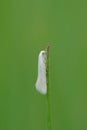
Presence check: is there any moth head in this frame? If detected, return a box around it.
[39,51,46,63]
[40,50,46,56]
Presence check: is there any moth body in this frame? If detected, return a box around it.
[35,50,47,94]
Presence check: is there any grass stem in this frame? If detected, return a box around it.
[46,45,52,130]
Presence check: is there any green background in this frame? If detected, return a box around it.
[0,0,87,130]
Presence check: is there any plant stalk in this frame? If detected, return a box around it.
[46,45,52,130]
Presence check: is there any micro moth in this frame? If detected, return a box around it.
[35,50,47,94]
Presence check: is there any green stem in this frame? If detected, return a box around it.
[46,45,52,130]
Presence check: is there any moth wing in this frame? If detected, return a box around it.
[35,51,47,94]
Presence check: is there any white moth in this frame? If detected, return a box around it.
[35,50,47,95]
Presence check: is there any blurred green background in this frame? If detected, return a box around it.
[0,0,87,130]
